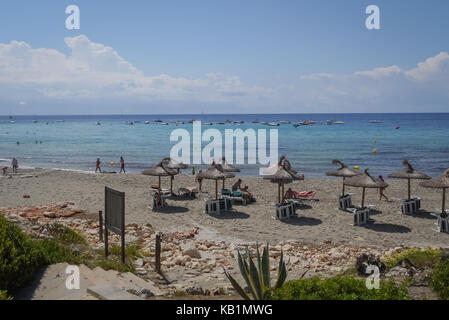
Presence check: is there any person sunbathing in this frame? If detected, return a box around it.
[232,179,242,192]
[285,188,316,200]
[242,186,255,202]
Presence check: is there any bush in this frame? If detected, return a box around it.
[0,215,76,295]
[432,260,449,300]
[272,276,411,300]
[383,248,442,270]
[0,290,12,300]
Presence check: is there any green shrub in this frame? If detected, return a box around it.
[0,290,12,300]
[383,248,442,270]
[0,215,78,295]
[272,276,411,300]
[432,260,449,300]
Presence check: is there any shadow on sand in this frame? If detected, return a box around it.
[152,206,189,214]
[364,223,411,233]
[411,210,439,220]
[208,211,250,220]
[282,216,322,226]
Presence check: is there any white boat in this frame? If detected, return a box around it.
[10,120,15,124]
[369,120,382,123]
[267,122,279,126]
[279,121,291,124]
[333,121,344,125]
[204,122,213,125]
[144,121,150,124]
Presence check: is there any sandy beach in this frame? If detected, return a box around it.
[1,168,448,249]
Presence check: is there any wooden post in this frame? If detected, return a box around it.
[170,176,173,195]
[121,196,125,264]
[342,177,345,197]
[408,178,411,201]
[223,179,225,190]
[99,210,103,242]
[278,183,280,203]
[155,233,162,274]
[443,188,446,213]
[361,187,366,208]
[104,225,109,258]
[158,176,161,189]
[215,180,218,200]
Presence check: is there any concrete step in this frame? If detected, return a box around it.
[87,285,144,300]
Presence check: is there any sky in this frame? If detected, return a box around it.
[0,0,449,115]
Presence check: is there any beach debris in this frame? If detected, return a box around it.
[23,194,30,198]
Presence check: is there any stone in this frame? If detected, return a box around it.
[183,248,201,259]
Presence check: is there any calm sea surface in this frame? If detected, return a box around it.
[1,113,448,177]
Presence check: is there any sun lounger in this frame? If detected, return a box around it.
[205,197,233,214]
[401,197,421,215]
[150,185,171,196]
[152,193,168,210]
[222,190,247,205]
[178,187,199,198]
[346,207,374,226]
[275,202,296,221]
[339,194,353,211]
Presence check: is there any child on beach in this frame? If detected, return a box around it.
[95,158,101,173]
[11,158,18,173]
[120,156,125,173]
[378,175,389,201]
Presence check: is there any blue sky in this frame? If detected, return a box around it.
[0,0,449,114]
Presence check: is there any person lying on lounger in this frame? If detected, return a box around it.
[284,188,316,200]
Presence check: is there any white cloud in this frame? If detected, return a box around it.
[0,35,448,113]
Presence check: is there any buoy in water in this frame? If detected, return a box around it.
[373,149,377,153]
[110,162,115,166]
[354,166,359,170]
[374,139,377,143]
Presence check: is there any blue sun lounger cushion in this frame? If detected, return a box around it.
[221,189,232,196]
[232,191,243,197]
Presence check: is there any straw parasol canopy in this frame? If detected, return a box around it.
[420,168,449,213]
[216,157,240,189]
[344,168,387,208]
[263,156,304,203]
[142,161,177,191]
[388,159,431,200]
[161,157,188,170]
[326,160,359,196]
[198,165,235,199]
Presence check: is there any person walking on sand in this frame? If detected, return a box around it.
[95,158,101,173]
[378,175,389,201]
[195,169,203,192]
[120,156,126,173]
[11,157,18,173]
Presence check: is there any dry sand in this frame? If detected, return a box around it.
[1,168,448,248]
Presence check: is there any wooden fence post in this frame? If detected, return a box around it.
[155,233,162,274]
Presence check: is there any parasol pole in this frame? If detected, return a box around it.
[223,179,225,190]
[158,176,161,189]
[361,187,366,208]
[408,177,411,201]
[170,176,173,194]
[215,180,218,200]
[443,187,446,213]
[278,182,281,204]
[282,182,285,203]
[342,177,345,197]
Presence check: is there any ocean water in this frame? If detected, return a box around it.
[0,113,448,178]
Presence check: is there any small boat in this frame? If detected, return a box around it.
[204,122,213,125]
[144,121,150,124]
[279,121,291,124]
[154,119,163,122]
[125,121,134,125]
[233,121,244,124]
[369,120,382,123]
[160,122,169,125]
[326,120,334,125]
[267,122,279,126]
[293,124,300,128]
[217,122,225,125]
[32,120,38,123]
[96,122,101,125]
[333,121,344,125]
[225,120,232,123]
[252,120,259,123]
[10,120,15,124]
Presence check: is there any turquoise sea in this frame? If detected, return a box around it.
[1,113,448,177]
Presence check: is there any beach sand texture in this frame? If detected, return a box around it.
[1,168,448,248]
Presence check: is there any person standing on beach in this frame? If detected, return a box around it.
[378,175,389,201]
[11,157,18,173]
[195,169,203,192]
[95,158,101,173]
[120,156,126,173]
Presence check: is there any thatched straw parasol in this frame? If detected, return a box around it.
[326,160,359,196]
[198,165,235,199]
[263,156,304,203]
[388,159,431,201]
[142,161,177,191]
[161,157,188,170]
[216,157,240,189]
[420,168,449,213]
[344,168,387,208]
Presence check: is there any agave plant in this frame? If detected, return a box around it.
[224,243,287,300]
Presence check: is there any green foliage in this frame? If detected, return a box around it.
[272,276,411,300]
[383,248,442,270]
[173,289,187,297]
[225,244,287,300]
[432,260,449,300]
[0,290,12,300]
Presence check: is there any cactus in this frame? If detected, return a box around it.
[224,243,287,300]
